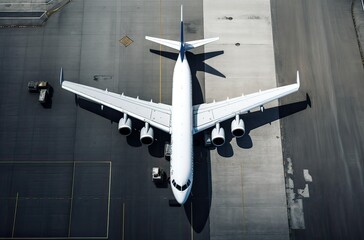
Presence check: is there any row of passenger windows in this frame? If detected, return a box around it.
[172,179,191,191]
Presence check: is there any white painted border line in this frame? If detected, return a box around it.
[0,161,111,240]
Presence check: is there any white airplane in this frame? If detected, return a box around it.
[60,5,300,205]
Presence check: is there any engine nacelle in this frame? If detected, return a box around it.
[231,115,245,138]
[140,123,154,145]
[211,123,225,146]
[118,115,132,136]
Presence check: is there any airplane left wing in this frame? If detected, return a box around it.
[193,71,300,133]
[60,69,172,133]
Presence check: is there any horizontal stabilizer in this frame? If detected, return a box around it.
[185,37,219,51]
[145,36,180,51]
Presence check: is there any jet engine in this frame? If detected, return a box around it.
[118,114,132,136]
[231,115,245,138]
[140,122,154,145]
[211,123,225,146]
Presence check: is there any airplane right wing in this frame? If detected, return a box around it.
[193,71,300,133]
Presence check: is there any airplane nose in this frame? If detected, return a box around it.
[175,191,188,205]
[171,179,192,205]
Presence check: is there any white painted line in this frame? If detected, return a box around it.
[106,162,112,238]
[0,0,60,5]
[0,238,107,240]
[0,161,112,240]
[298,184,310,198]
[122,203,125,240]
[12,192,19,238]
[0,161,110,164]
[303,169,312,182]
[68,161,76,237]
[190,202,194,240]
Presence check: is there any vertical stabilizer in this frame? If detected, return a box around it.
[180,5,184,44]
[145,5,219,58]
[179,5,185,60]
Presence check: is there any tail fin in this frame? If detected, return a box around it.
[145,5,219,56]
[180,5,184,46]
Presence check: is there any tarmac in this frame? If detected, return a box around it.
[0,0,70,26]
[272,0,364,239]
[0,1,207,239]
[5,0,363,239]
[203,0,290,239]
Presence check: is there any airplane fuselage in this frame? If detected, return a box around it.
[170,52,193,204]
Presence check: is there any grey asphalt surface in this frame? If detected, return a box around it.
[0,162,110,238]
[0,0,210,239]
[271,0,364,239]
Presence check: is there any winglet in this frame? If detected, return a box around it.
[60,68,64,86]
[296,70,300,88]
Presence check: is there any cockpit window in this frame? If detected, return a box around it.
[172,179,191,192]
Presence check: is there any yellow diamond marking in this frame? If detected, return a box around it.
[119,36,133,47]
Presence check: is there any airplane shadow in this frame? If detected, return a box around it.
[183,139,211,233]
[215,94,311,157]
[149,49,225,105]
